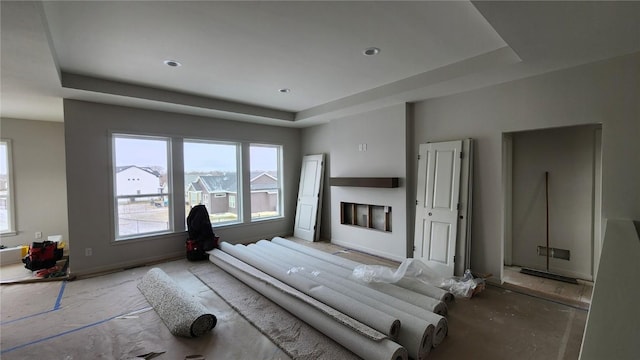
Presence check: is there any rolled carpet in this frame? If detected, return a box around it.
[138,268,217,337]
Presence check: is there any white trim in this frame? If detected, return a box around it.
[183,138,243,225]
[0,139,16,235]
[249,143,284,221]
[331,238,405,263]
[592,127,603,280]
[111,133,173,241]
[502,133,513,271]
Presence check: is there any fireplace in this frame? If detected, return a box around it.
[340,202,391,232]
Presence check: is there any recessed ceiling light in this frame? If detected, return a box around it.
[278,88,291,93]
[363,47,381,56]
[163,60,182,67]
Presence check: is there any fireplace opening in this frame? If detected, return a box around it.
[340,202,391,232]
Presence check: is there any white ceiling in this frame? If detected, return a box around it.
[2,1,639,127]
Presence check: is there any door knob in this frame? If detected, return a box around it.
[428,212,432,216]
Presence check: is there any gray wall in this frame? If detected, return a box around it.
[0,118,69,248]
[511,125,599,280]
[64,100,301,275]
[413,51,640,282]
[329,104,409,261]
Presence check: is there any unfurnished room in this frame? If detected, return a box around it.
[1,1,639,359]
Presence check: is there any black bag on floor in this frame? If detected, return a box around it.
[186,205,219,261]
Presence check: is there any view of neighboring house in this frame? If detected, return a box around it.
[249,171,279,214]
[115,165,163,196]
[186,171,278,216]
[186,174,238,215]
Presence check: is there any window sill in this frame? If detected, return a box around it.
[250,215,285,224]
[113,231,183,244]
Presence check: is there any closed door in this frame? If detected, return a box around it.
[414,141,462,277]
[294,154,325,241]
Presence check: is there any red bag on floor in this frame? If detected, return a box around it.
[22,241,63,271]
[186,237,218,261]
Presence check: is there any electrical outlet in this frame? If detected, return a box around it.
[85,248,93,257]
[35,232,42,239]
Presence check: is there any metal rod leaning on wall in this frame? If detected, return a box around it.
[220,242,431,360]
[250,241,448,349]
[261,240,448,316]
[210,250,408,360]
[217,242,401,340]
[271,237,453,303]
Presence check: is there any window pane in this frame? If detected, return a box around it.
[0,141,13,233]
[250,144,282,220]
[113,135,171,239]
[184,141,240,226]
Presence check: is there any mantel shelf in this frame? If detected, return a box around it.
[329,177,399,188]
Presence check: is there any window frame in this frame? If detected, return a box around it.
[183,138,243,227]
[111,133,174,241]
[249,143,284,222]
[0,139,17,236]
[108,134,287,241]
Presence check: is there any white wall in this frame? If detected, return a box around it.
[329,104,409,261]
[413,51,640,282]
[0,118,69,249]
[511,125,599,280]
[580,219,640,360]
[116,167,160,195]
[64,100,301,275]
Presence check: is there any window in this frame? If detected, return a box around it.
[0,140,15,235]
[228,195,236,209]
[250,144,282,221]
[113,134,172,239]
[184,140,241,226]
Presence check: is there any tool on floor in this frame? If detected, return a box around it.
[520,171,578,284]
[137,351,165,359]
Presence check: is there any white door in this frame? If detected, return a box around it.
[294,154,325,241]
[414,141,462,277]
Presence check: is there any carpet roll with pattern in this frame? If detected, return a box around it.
[138,268,216,337]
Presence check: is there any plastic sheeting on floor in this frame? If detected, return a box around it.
[0,260,290,360]
[1,247,589,359]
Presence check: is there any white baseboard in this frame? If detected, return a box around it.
[329,238,404,263]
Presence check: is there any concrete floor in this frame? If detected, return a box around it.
[1,239,588,359]
[502,266,593,310]
[285,238,588,359]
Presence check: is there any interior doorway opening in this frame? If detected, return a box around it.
[502,124,602,308]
